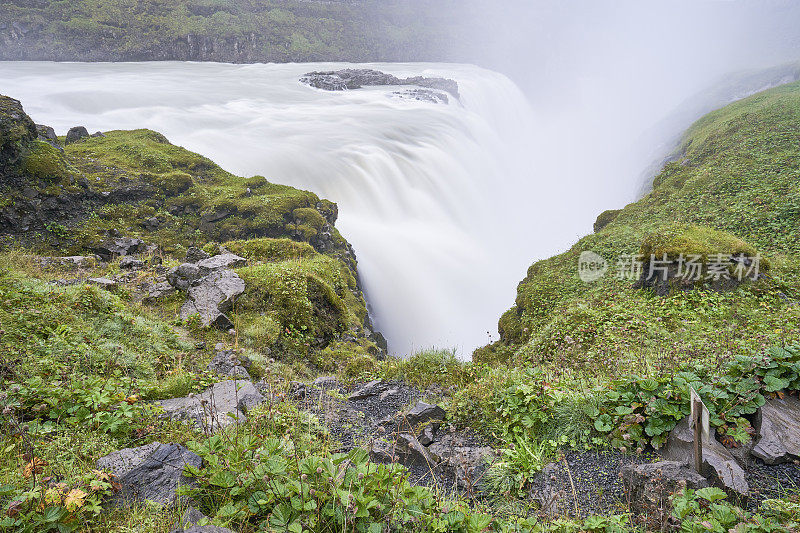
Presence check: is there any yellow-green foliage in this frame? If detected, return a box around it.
[20,140,71,182]
[484,81,800,370]
[62,129,328,248]
[640,223,762,264]
[225,237,316,262]
[234,254,364,352]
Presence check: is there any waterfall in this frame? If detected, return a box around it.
[0,61,576,356]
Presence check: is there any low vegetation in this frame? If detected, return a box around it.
[2,80,800,531]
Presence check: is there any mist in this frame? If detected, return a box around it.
[432,0,800,255]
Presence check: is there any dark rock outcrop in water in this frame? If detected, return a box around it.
[300,69,459,100]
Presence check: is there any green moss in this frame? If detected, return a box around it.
[19,140,72,182]
[225,237,316,262]
[287,207,327,239]
[593,209,621,233]
[639,223,765,266]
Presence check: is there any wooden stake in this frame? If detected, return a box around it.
[693,398,703,474]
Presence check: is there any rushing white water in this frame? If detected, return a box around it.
[2,61,581,356]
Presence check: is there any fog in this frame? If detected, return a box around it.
[442,0,800,219]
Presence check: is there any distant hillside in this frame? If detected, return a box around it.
[0,0,464,63]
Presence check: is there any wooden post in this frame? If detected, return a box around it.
[692,398,703,474]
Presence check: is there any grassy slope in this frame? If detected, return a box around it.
[477,81,800,376]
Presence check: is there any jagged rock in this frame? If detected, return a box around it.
[184,526,235,533]
[158,379,264,431]
[300,69,460,99]
[141,216,160,230]
[348,379,388,401]
[752,396,800,465]
[531,463,571,517]
[65,126,89,145]
[379,388,400,401]
[167,263,202,290]
[208,350,250,378]
[312,376,339,389]
[418,425,436,446]
[91,131,106,138]
[370,440,398,464]
[404,401,446,428]
[396,433,433,465]
[621,461,709,517]
[88,277,117,290]
[661,416,748,496]
[391,88,449,104]
[144,280,175,301]
[35,124,61,150]
[0,95,36,166]
[95,237,145,260]
[180,269,245,329]
[428,433,493,489]
[37,255,95,270]
[185,246,211,263]
[97,442,201,508]
[119,256,145,270]
[196,253,247,275]
[289,381,307,400]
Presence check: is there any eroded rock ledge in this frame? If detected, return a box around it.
[300,68,460,102]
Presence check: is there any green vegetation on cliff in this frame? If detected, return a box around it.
[0,0,462,63]
[478,80,800,374]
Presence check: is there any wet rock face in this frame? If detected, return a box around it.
[180,269,246,329]
[752,396,800,464]
[158,379,265,432]
[0,95,36,167]
[300,68,460,100]
[621,461,709,518]
[97,442,202,508]
[660,416,749,496]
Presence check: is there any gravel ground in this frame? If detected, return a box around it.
[746,459,800,507]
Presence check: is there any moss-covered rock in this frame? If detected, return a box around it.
[20,140,73,182]
[0,95,36,166]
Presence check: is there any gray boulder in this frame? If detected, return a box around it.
[167,263,202,291]
[185,246,211,263]
[95,237,145,260]
[752,396,800,464]
[196,253,247,275]
[427,433,493,489]
[661,416,748,496]
[144,280,175,301]
[404,401,446,428]
[65,126,89,145]
[180,270,245,329]
[348,379,388,401]
[158,379,264,432]
[395,433,434,465]
[531,463,571,517]
[36,124,62,150]
[621,461,708,517]
[97,442,201,507]
[88,277,117,290]
[312,376,339,389]
[208,350,250,378]
[119,256,145,270]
